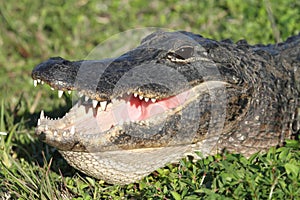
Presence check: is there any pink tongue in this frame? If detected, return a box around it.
[128,91,189,120]
[96,91,189,131]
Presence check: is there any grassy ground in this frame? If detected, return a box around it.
[0,0,299,199]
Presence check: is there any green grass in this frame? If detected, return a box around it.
[0,0,299,199]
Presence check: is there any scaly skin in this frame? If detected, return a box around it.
[32,31,300,184]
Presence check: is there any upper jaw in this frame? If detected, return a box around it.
[31,57,176,102]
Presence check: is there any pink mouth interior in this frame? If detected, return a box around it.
[95,91,190,132]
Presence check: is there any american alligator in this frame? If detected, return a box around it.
[32,31,300,184]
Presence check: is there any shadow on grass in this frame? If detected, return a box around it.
[10,94,87,180]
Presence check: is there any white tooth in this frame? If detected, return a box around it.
[41,81,44,85]
[133,93,138,97]
[45,125,48,131]
[67,90,71,94]
[54,131,58,136]
[151,98,156,103]
[37,79,41,83]
[51,87,55,91]
[58,90,64,98]
[37,119,41,126]
[127,91,130,95]
[70,126,75,135]
[33,80,38,87]
[100,101,107,111]
[40,110,45,119]
[139,95,143,100]
[63,131,66,136]
[85,96,89,101]
[106,102,112,109]
[111,98,117,104]
[144,97,149,102]
[92,100,98,108]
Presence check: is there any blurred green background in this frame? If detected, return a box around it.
[0,0,299,199]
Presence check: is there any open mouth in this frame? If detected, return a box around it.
[34,78,190,139]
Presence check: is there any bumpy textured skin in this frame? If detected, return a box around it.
[32,31,300,184]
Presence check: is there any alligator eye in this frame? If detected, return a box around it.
[173,46,194,59]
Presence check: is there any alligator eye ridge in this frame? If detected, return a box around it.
[173,46,194,59]
[166,46,195,62]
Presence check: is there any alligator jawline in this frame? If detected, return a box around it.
[35,83,191,137]
[35,80,227,146]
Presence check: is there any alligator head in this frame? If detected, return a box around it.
[32,31,300,184]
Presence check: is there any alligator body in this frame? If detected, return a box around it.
[32,31,300,184]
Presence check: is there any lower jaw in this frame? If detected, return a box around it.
[60,144,195,184]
